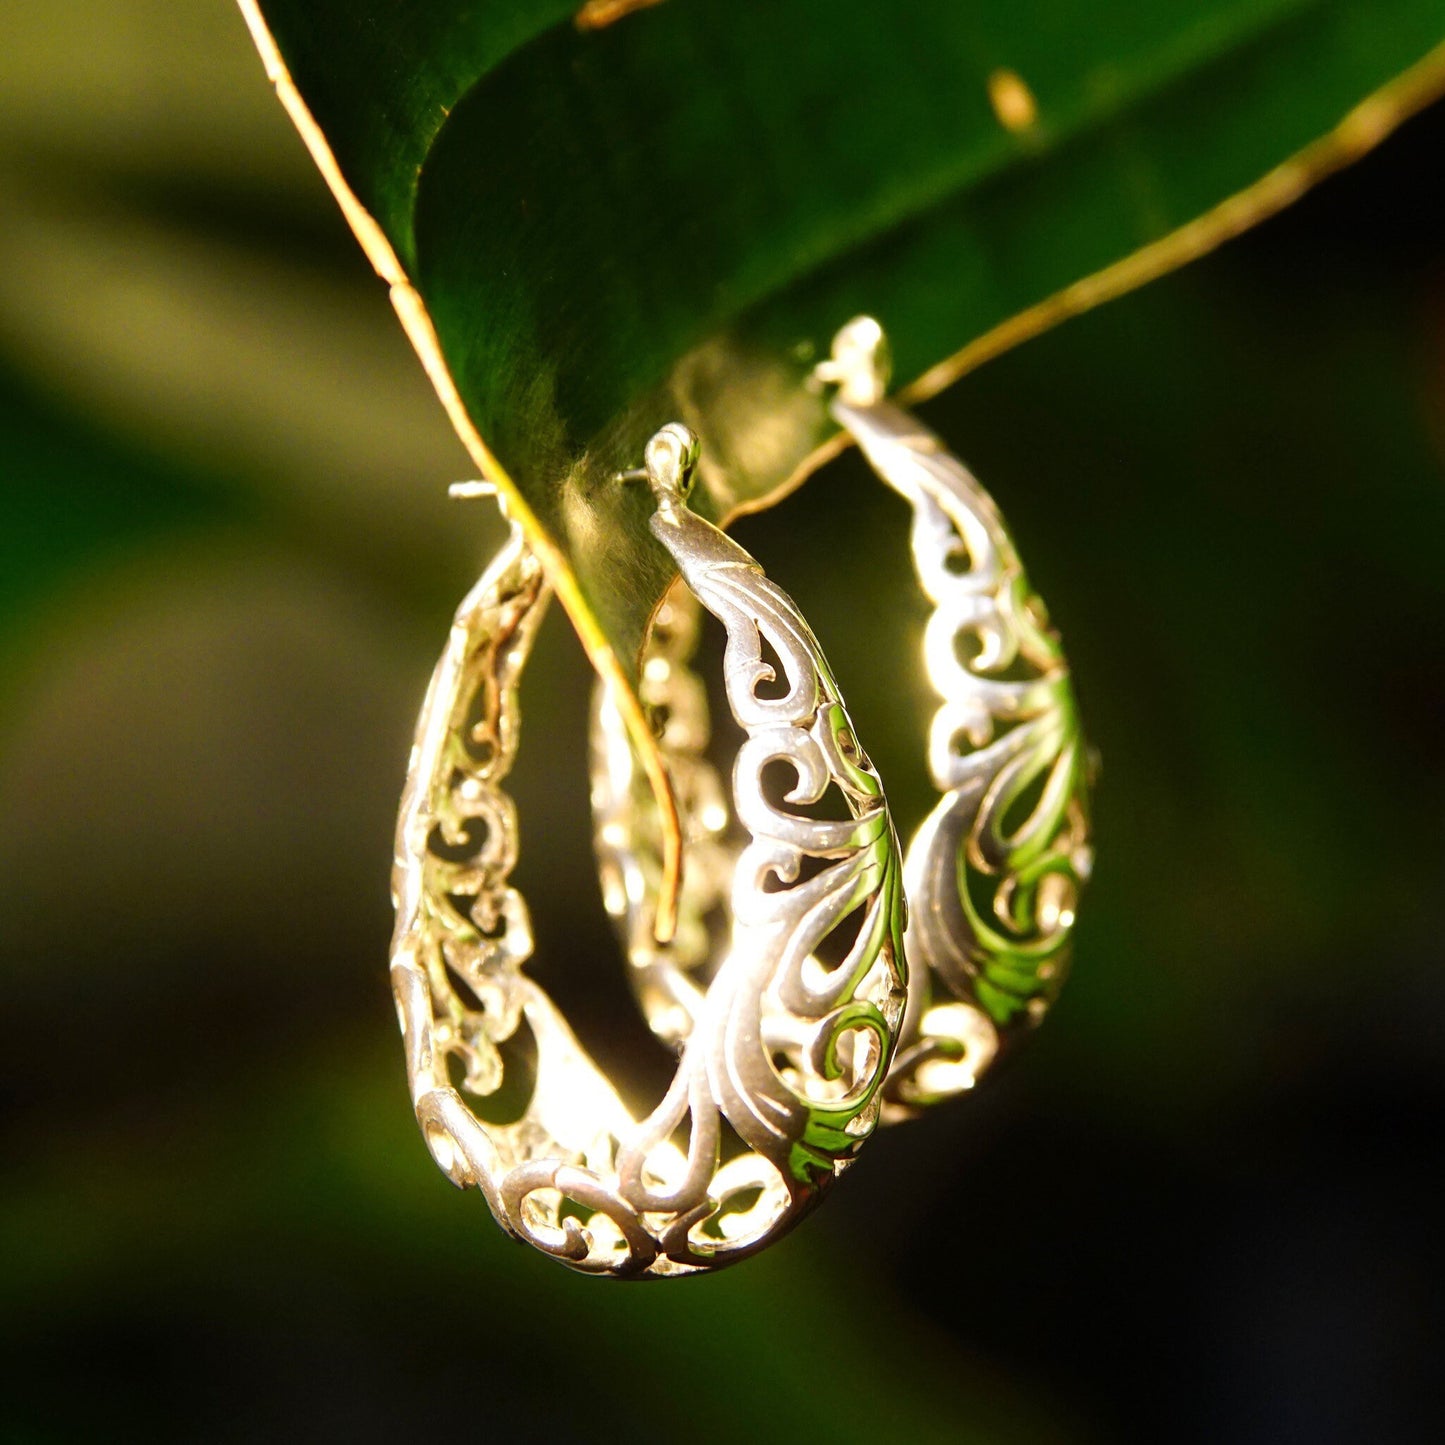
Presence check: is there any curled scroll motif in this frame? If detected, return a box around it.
[391,498,906,1277]
[621,489,907,1241]
[831,393,1093,1110]
[390,526,650,1274]
[590,584,734,1050]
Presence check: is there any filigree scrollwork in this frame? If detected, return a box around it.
[821,316,1094,1111]
[390,428,907,1278]
[591,583,733,1050]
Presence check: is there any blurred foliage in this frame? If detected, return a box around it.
[2,3,1444,1443]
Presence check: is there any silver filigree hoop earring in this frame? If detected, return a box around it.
[390,423,907,1278]
[590,322,1093,1120]
[817,316,1094,1109]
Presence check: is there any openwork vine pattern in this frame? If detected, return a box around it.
[591,584,733,1051]
[828,324,1093,1109]
[391,435,906,1277]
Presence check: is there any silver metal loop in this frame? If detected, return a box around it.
[822,316,1093,1111]
[390,425,907,1278]
[590,319,1093,1117]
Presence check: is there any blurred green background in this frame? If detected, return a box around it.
[2,5,1443,1442]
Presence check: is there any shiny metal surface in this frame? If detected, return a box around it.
[389,427,907,1277]
[822,317,1093,1107]
[591,581,732,1051]
[591,323,1093,1115]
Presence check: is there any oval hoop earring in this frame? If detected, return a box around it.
[591,320,1093,1116]
[817,317,1094,1108]
[390,423,907,1278]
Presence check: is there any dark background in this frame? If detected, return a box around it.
[1,7,1442,1442]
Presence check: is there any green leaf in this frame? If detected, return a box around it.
[241,0,1445,679]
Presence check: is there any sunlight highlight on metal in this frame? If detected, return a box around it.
[391,424,907,1276]
[592,323,1094,1111]
[822,317,1093,1108]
